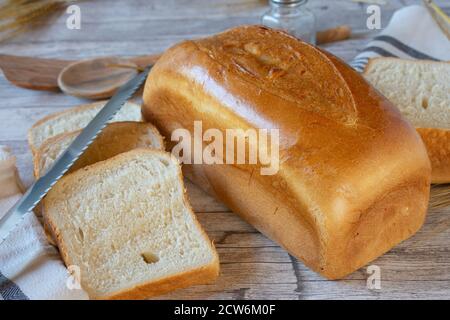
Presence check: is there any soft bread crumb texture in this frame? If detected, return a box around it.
[35,121,165,177]
[43,149,218,299]
[28,101,142,152]
[364,58,450,183]
[364,58,450,129]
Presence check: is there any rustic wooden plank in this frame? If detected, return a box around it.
[0,0,406,27]
[0,0,410,50]
[0,0,443,55]
[161,279,450,300]
[209,231,277,248]
[185,182,230,213]
[158,262,298,300]
[217,247,290,264]
[0,87,87,109]
[196,212,255,232]
[300,280,450,300]
[158,282,300,300]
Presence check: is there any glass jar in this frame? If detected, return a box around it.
[261,0,316,44]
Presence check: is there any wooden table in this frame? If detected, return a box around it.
[0,0,449,300]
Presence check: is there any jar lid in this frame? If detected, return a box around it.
[270,0,307,5]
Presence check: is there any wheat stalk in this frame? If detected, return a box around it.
[0,0,76,42]
[430,184,450,209]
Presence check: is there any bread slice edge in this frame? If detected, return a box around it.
[33,121,165,178]
[27,100,141,154]
[42,148,219,299]
[364,57,450,183]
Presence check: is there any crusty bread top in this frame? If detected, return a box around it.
[193,27,358,126]
[28,100,142,153]
[35,121,165,177]
[363,57,450,129]
[43,149,219,299]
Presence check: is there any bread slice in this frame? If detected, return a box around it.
[364,58,450,183]
[28,101,142,154]
[34,122,165,177]
[43,149,219,299]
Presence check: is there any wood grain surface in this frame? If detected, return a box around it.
[0,0,449,300]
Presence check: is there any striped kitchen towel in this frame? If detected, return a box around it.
[0,146,88,300]
[351,5,450,72]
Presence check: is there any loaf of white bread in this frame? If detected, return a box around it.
[142,25,432,279]
[363,58,450,184]
[43,149,219,299]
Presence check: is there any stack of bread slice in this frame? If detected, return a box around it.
[28,101,219,299]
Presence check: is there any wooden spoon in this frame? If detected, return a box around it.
[58,57,141,99]
[0,54,161,93]
[0,54,70,91]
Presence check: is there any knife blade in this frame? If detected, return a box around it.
[0,66,151,244]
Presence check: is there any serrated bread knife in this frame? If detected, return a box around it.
[0,66,151,245]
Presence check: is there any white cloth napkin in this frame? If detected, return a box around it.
[351,5,450,72]
[0,146,88,300]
